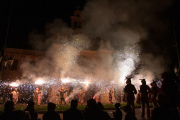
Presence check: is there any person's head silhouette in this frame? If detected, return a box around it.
[4,101,14,112]
[48,102,56,112]
[126,77,132,85]
[140,79,146,85]
[71,100,78,109]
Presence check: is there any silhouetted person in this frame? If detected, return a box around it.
[151,81,159,108]
[139,79,151,118]
[43,102,61,120]
[124,78,137,114]
[113,103,122,120]
[97,102,111,120]
[0,101,14,120]
[83,98,101,120]
[151,94,177,120]
[161,71,179,116]
[123,105,137,120]
[63,100,82,120]
[24,101,38,120]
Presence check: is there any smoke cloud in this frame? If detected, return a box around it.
[17,0,173,102]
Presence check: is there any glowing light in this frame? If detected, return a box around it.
[35,79,45,85]
[61,78,71,83]
[10,82,19,87]
[80,81,89,85]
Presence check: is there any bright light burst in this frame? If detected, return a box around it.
[35,78,45,85]
[80,81,90,86]
[0,42,158,104]
[9,82,19,87]
[61,78,71,83]
[115,45,140,86]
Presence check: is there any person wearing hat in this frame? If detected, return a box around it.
[160,71,179,117]
[34,87,40,105]
[150,81,159,108]
[37,89,43,105]
[124,77,137,114]
[139,79,151,118]
[58,88,68,105]
[109,89,113,104]
[78,89,85,105]
[11,88,19,104]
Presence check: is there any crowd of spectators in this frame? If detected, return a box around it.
[150,72,180,120]
[0,99,123,120]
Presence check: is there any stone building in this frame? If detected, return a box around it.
[1,48,45,81]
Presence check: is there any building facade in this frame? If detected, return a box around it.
[1,8,117,104]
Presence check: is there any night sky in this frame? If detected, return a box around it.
[0,0,180,69]
[0,0,86,49]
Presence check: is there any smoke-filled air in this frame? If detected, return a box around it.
[1,0,172,103]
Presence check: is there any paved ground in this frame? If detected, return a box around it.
[38,108,151,120]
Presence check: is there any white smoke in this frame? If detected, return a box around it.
[15,0,172,103]
[133,53,165,89]
[65,81,90,102]
[65,88,79,102]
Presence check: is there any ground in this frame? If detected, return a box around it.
[0,102,152,112]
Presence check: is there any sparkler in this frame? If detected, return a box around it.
[80,81,89,85]
[61,78,71,83]
[9,82,19,87]
[0,42,156,104]
[35,78,45,85]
